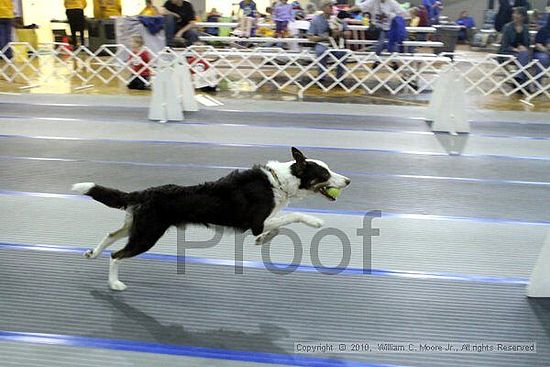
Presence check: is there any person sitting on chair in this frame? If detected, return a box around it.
[204,8,221,36]
[161,0,199,47]
[533,15,550,87]
[308,1,351,84]
[127,35,151,90]
[456,10,475,42]
[499,7,531,86]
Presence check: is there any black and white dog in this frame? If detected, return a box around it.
[72,147,350,291]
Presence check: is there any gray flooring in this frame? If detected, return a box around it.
[1,340,284,367]
[2,158,550,222]
[3,137,550,182]
[1,94,549,367]
[1,248,550,367]
[2,103,550,139]
[0,195,544,277]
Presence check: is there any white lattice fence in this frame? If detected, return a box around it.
[0,42,548,102]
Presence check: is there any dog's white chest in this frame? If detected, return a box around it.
[270,190,289,217]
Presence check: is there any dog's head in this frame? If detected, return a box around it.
[289,147,350,201]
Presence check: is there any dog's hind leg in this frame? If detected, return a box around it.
[107,216,169,291]
[108,257,126,291]
[85,213,132,259]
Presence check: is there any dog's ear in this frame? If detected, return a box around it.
[291,147,307,164]
[290,147,307,176]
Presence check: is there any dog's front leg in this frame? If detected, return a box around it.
[255,213,324,245]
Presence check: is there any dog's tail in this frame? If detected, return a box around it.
[72,182,130,209]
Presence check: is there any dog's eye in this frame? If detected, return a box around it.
[320,173,330,182]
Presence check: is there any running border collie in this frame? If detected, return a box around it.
[72,147,350,291]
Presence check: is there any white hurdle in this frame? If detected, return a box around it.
[148,67,183,122]
[427,68,470,135]
[526,231,550,298]
[148,58,198,122]
[175,59,199,113]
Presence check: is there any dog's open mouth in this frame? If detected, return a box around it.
[318,186,339,201]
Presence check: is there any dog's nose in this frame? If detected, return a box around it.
[345,178,351,186]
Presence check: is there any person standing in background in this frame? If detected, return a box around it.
[422,0,443,25]
[357,0,406,55]
[139,0,160,16]
[94,0,122,19]
[0,0,13,59]
[236,0,257,37]
[514,0,531,10]
[64,0,87,47]
[274,0,293,38]
[495,0,512,31]
[495,0,531,32]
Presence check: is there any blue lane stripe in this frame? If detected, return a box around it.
[0,331,403,367]
[2,155,550,187]
[3,133,550,162]
[1,189,549,227]
[0,242,530,285]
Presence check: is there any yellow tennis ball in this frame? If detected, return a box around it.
[326,187,341,199]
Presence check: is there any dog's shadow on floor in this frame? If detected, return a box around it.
[91,290,290,355]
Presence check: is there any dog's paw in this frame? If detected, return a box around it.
[255,229,279,245]
[301,215,324,228]
[108,280,127,291]
[84,248,99,259]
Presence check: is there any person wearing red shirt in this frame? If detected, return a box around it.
[127,35,151,90]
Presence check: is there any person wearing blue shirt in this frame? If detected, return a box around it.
[456,10,475,42]
[422,0,443,25]
[236,0,257,37]
[239,0,256,17]
[308,1,350,83]
[533,16,550,87]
